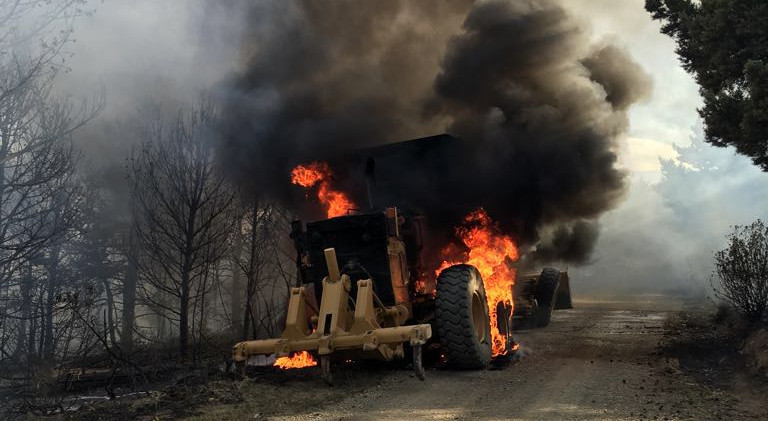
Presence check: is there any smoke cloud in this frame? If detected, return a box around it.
[55,0,248,228]
[217,1,470,192]
[217,0,651,265]
[54,0,761,297]
[574,135,768,297]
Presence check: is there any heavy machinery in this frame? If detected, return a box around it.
[231,206,572,383]
[514,269,573,329]
[231,134,572,383]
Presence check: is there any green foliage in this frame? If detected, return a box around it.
[646,0,768,170]
[713,220,768,323]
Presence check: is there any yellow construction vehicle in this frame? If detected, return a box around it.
[232,136,572,384]
[232,206,570,384]
[232,243,431,384]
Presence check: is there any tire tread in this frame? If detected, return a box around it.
[435,265,492,369]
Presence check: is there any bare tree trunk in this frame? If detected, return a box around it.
[103,277,116,345]
[120,259,137,352]
[196,269,211,364]
[44,245,62,359]
[241,199,260,341]
[231,234,243,336]
[43,279,55,359]
[179,274,190,358]
[242,296,252,341]
[14,270,32,361]
[31,291,42,359]
[36,289,45,358]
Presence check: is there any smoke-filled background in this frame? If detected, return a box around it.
[218,0,651,264]
[57,0,768,296]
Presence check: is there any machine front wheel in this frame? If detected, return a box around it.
[435,264,492,369]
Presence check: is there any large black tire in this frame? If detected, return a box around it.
[534,268,560,327]
[435,264,492,369]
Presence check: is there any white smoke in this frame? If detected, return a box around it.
[573,130,768,297]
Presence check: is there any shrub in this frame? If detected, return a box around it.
[713,220,768,324]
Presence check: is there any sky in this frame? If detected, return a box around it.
[564,1,768,296]
[55,0,768,296]
[566,0,703,181]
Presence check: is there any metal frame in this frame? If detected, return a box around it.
[232,248,432,383]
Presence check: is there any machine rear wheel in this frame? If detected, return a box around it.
[534,268,560,327]
[435,264,492,369]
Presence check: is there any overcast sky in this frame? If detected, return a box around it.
[563,1,767,294]
[565,0,703,181]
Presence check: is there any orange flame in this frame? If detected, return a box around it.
[414,277,435,296]
[437,208,519,356]
[274,351,318,369]
[291,162,355,218]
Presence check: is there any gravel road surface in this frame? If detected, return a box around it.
[258,298,765,421]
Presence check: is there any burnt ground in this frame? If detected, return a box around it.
[6,296,768,420]
[660,307,768,416]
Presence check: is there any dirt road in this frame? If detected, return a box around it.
[53,297,766,420]
[230,298,765,421]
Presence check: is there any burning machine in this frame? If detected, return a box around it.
[231,135,572,383]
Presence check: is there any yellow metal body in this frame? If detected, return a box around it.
[232,248,432,363]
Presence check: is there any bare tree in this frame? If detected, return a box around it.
[237,199,271,341]
[73,185,131,348]
[229,225,243,336]
[232,200,297,341]
[78,117,147,353]
[0,1,90,107]
[0,91,95,370]
[129,99,236,358]
[121,248,137,351]
[714,220,768,323]
[0,0,99,373]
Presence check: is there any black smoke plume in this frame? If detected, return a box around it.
[217,0,651,264]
